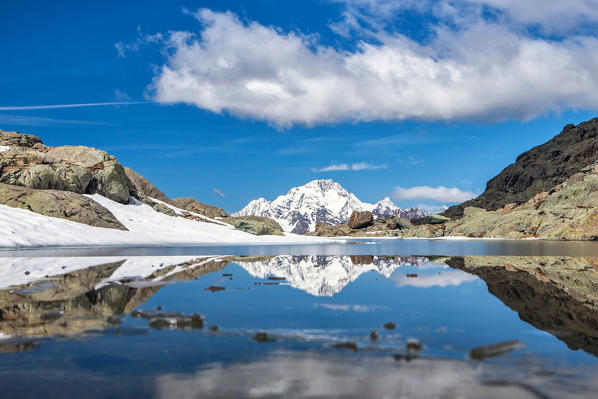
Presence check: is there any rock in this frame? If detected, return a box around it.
[463,207,486,217]
[383,322,396,330]
[253,332,276,342]
[124,167,170,203]
[412,214,451,226]
[170,197,228,218]
[0,130,43,148]
[370,330,379,341]
[469,340,524,360]
[0,133,135,204]
[226,216,284,236]
[444,117,598,218]
[152,203,177,217]
[502,203,518,214]
[348,211,374,229]
[0,183,127,230]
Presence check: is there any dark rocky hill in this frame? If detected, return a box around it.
[444,118,598,218]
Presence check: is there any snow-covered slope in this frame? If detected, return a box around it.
[0,194,337,248]
[234,180,428,233]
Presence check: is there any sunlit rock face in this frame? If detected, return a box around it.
[235,255,428,296]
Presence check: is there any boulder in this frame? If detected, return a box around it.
[0,183,127,230]
[0,130,43,148]
[0,131,135,204]
[170,197,228,218]
[226,216,284,236]
[152,202,177,217]
[348,211,373,229]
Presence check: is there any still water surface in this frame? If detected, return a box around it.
[1,240,598,398]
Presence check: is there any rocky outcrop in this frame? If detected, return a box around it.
[170,197,228,218]
[400,161,598,240]
[444,119,598,218]
[0,183,127,230]
[226,216,284,236]
[0,130,135,204]
[124,166,169,203]
[348,211,373,229]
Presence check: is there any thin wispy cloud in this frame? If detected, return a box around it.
[392,186,475,203]
[213,188,226,198]
[0,102,149,111]
[312,162,387,172]
[0,114,112,127]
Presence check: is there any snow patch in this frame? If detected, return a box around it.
[0,146,10,153]
[0,194,339,249]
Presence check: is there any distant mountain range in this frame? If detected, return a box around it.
[233,179,428,234]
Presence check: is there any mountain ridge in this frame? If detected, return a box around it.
[234,179,427,234]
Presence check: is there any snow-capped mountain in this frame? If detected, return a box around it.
[235,255,429,296]
[233,179,428,233]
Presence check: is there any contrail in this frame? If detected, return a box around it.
[0,101,150,111]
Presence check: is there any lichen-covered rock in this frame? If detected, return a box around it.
[348,211,373,229]
[226,216,283,236]
[152,202,177,217]
[170,197,228,218]
[0,183,127,230]
[0,131,135,204]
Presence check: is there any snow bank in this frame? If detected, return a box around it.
[0,146,10,153]
[0,194,338,249]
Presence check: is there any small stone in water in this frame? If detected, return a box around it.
[370,330,379,341]
[383,322,397,330]
[253,332,276,342]
[332,342,358,351]
[406,340,423,352]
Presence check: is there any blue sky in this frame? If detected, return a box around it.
[2,1,598,213]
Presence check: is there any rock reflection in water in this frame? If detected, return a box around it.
[0,256,227,345]
[447,256,598,357]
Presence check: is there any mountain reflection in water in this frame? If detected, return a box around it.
[1,254,598,398]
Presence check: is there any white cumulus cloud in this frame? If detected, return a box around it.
[392,186,475,203]
[149,6,598,128]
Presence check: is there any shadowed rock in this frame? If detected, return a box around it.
[124,166,170,203]
[348,211,373,229]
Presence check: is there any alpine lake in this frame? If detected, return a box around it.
[2,239,598,398]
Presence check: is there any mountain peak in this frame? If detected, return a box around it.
[234,180,428,233]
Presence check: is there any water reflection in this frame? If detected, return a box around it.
[447,256,598,357]
[1,254,598,397]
